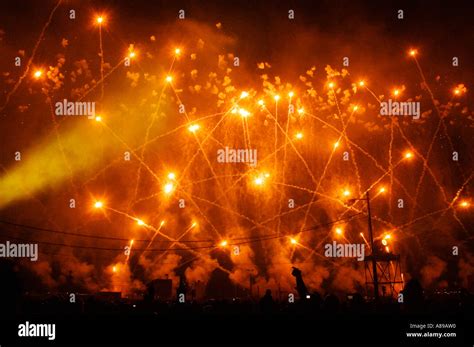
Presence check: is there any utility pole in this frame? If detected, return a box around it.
[366,191,379,302]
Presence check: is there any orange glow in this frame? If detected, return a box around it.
[164,183,174,194]
[453,86,465,96]
[188,124,200,133]
[2,7,471,296]
[253,172,270,186]
[238,108,250,117]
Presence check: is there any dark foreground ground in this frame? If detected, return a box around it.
[0,292,473,346]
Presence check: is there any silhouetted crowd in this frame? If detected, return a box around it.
[0,260,472,319]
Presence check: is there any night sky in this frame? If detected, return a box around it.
[0,0,472,298]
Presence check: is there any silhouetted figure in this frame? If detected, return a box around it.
[402,278,424,312]
[191,283,196,301]
[309,292,323,310]
[323,294,340,313]
[259,289,275,313]
[0,260,22,317]
[350,293,365,312]
[291,267,308,299]
[177,276,187,301]
[144,282,155,303]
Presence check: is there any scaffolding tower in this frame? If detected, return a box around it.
[364,252,403,298]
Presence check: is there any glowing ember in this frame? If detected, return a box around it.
[188,124,200,133]
[164,183,174,194]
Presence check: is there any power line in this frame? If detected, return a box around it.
[0,220,213,243]
[0,233,216,252]
[0,213,362,244]
[229,213,364,241]
[0,213,365,253]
